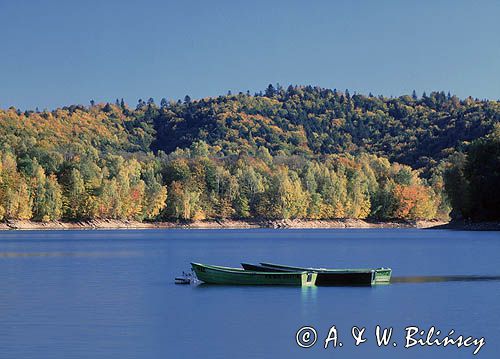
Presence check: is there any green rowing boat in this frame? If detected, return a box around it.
[191,262,317,286]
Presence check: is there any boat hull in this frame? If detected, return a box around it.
[191,263,317,286]
[315,271,374,286]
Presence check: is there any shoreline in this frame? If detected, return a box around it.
[1,219,498,231]
[0,218,451,231]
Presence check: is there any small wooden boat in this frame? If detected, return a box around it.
[241,262,391,286]
[243,263,373,286]
[191,262,317,286]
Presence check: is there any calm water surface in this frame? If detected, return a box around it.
[0,229,499,359]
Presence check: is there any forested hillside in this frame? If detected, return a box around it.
[151,86,499,178]
[1,85,498,222]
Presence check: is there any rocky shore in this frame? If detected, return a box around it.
[0,218,448,230]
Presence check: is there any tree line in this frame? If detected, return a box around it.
[0,144,446,222]
[0,151,166,222]
[0,84,498,222]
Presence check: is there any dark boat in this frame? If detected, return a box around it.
[241,262,391,286]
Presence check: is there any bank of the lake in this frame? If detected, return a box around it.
[0,218,448,230]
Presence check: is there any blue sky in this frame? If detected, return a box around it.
[1,0,499,109]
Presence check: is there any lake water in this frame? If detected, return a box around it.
[0,228,499,359]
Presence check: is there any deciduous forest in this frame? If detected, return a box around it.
[1,85,498,222]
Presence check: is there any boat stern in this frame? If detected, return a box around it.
[301,272,318,287]
[374,268,392,284]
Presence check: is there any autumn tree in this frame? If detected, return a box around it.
[63,168,88,219]
[31,164,63,221]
